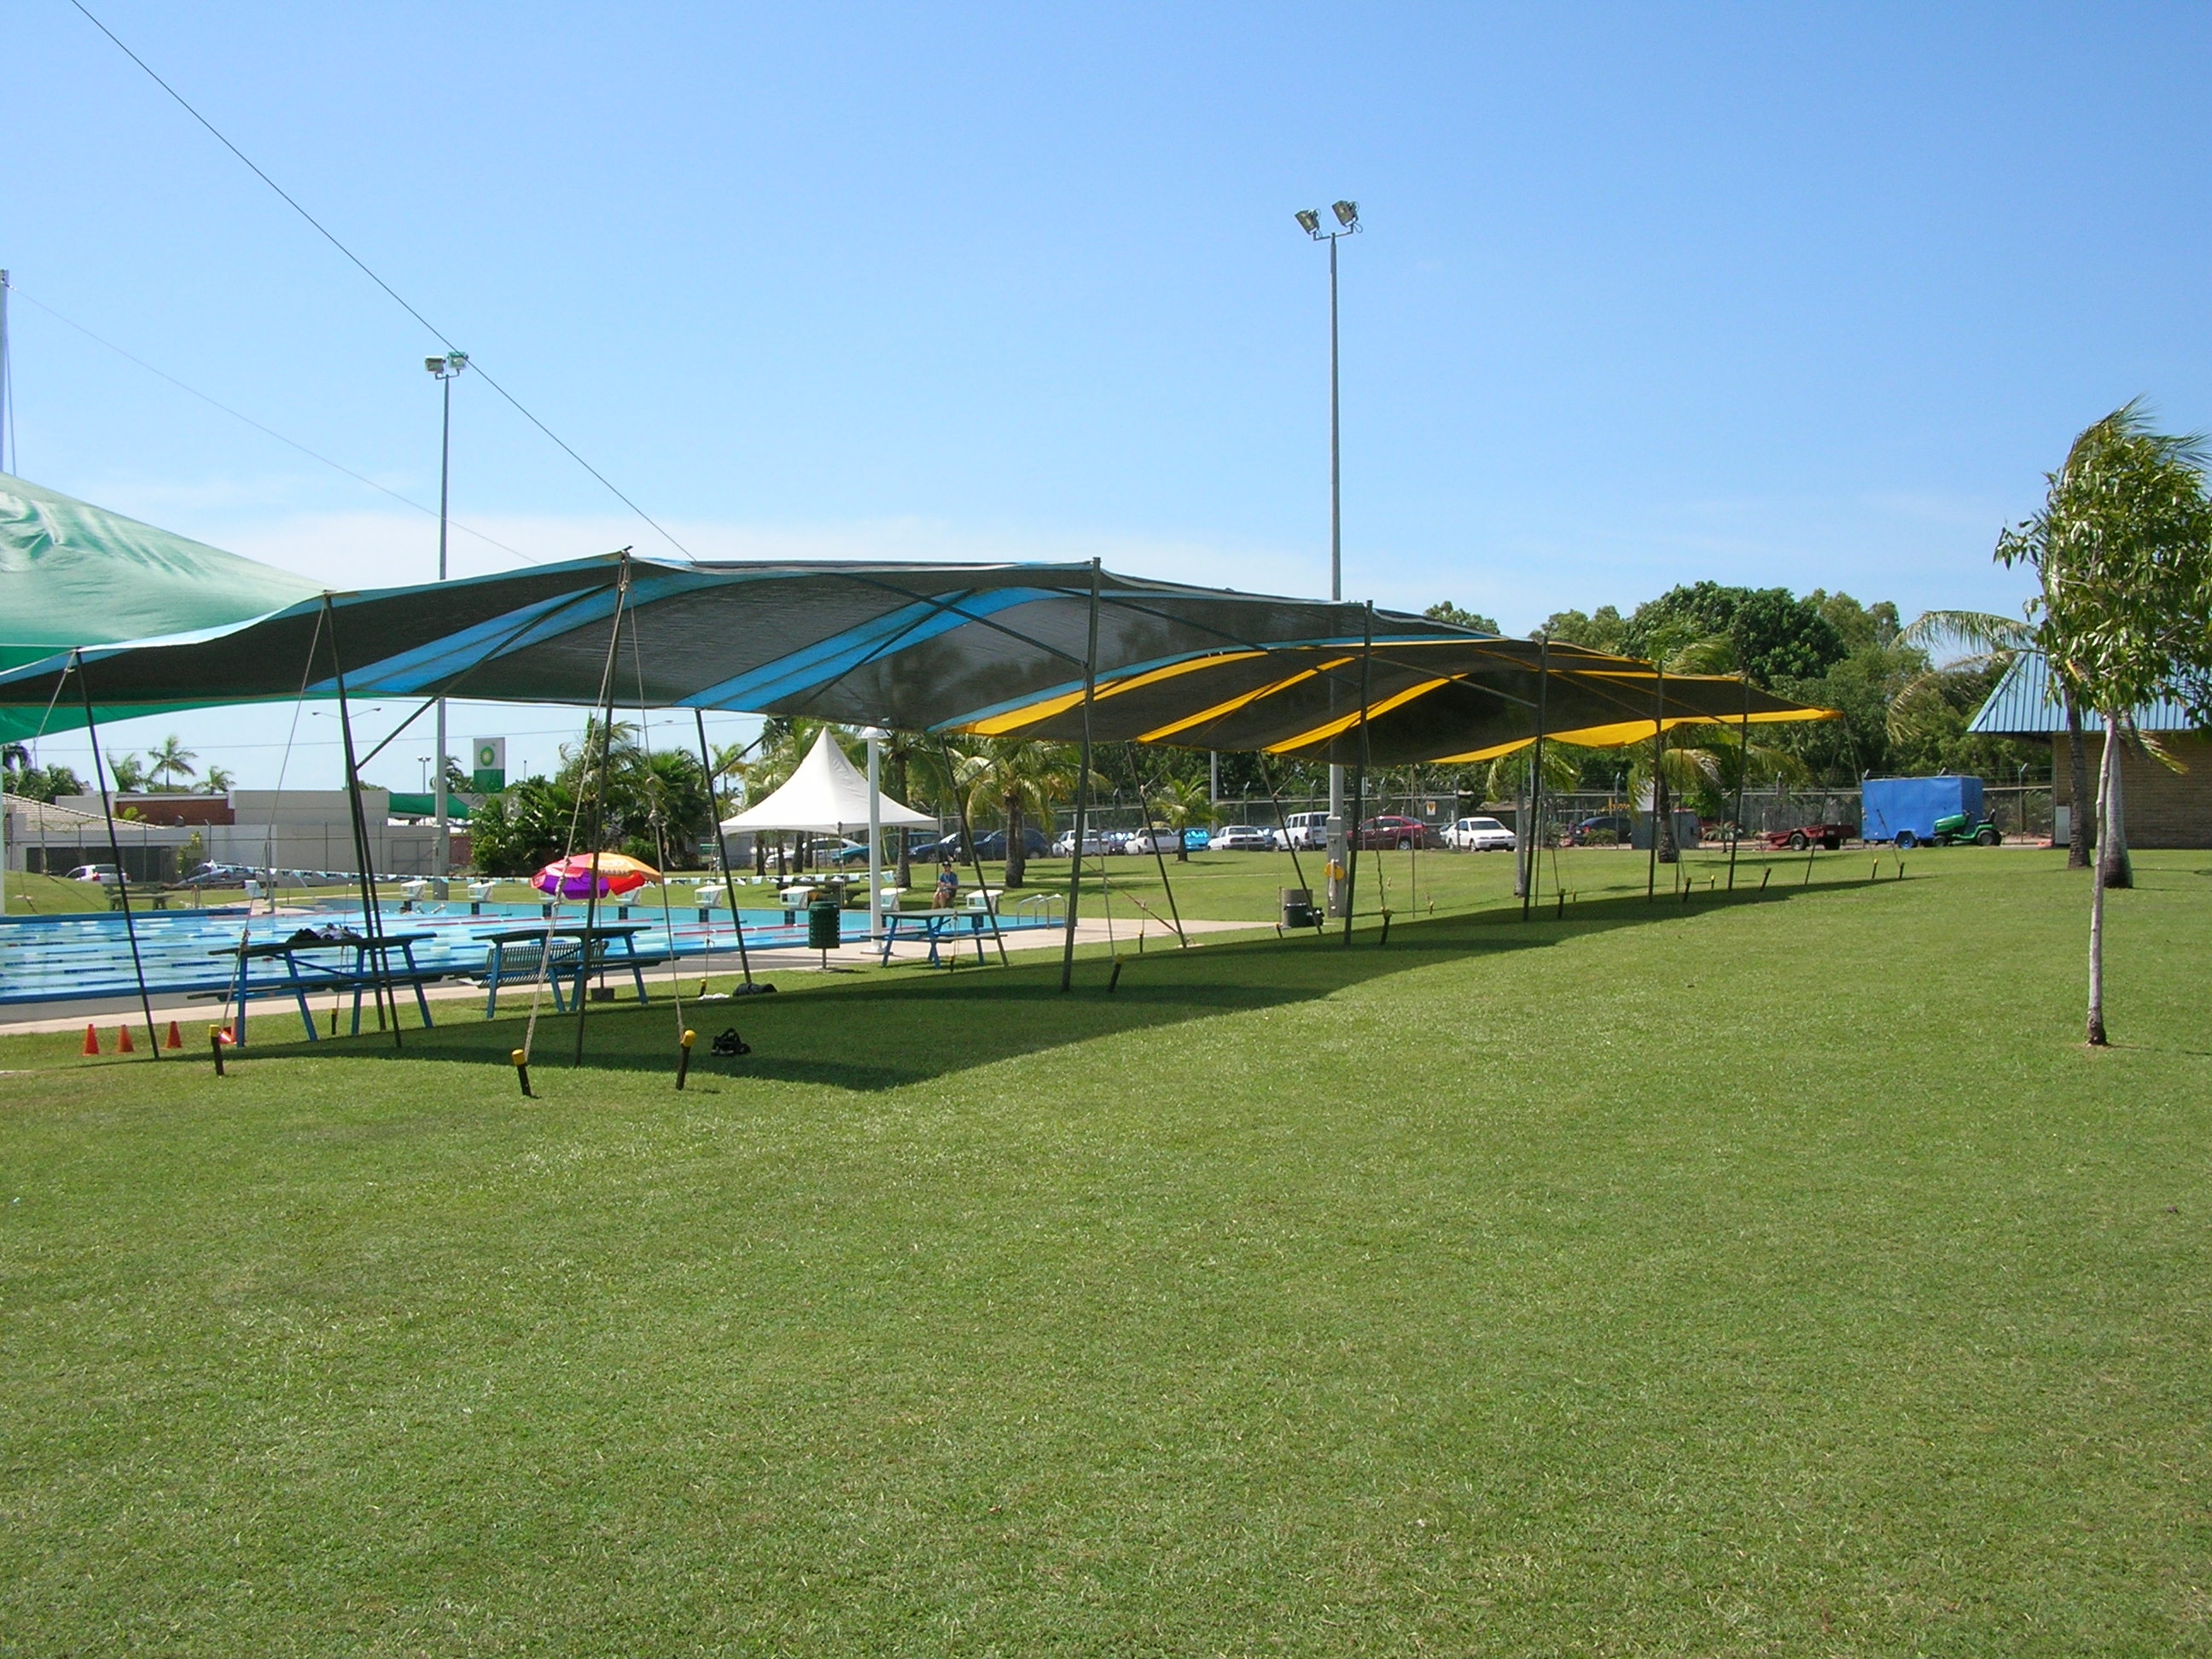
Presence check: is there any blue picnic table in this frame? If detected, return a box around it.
[478,922,662,1016]
[207,928,439,1046]
[876,908,997,969]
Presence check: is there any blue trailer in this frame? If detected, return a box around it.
[1860,776,1994,847]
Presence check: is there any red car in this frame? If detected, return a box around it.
[1757,822,1856,851]
[1354,815,1441,850]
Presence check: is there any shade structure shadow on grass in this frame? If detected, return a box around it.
[259,879,1877,1092]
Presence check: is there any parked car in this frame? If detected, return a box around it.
[1272,811,1332,852]
[820,837,872,864]
[1121,827,1183,856]
[1052,829,1111,857]
[63,864,122,885]
[1756,822,1855,852]
[178,861,256,888]
[1212,824,1272,851]
[1444,816,1516,853]
[962,827,1050,861]
[1568,813,1634,847]
[1354,815,1441,851]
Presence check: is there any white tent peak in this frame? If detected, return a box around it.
[720,729,934,834]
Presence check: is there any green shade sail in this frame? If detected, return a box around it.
[0,471,324,741]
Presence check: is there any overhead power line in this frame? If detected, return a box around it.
[68,0,697,562]
[8,282,538,564]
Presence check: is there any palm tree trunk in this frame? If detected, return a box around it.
[2097,712,2131,890]
[1004,794,1027,888]
[1656,767,1679,864]
[2064,696,2090,868]
[2087,717,2114,1045]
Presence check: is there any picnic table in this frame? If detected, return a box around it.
[206,928,439,1046]
[478,922,664,1016]
[877,907,997,969]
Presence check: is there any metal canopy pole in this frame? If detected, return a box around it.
[321,599,401,1050]
[1125,746,1189,948]
[72,652,161,1057]
[937,736,1010,966]
[694,707,755,989]
[1059,559,1101,992]
[1341,602,1372,946]
[1256,751,1311,901]
[574,557,632,1065]
[1522,633,1550,922]
[938,739,1009,964]
[1728,675,1749,892]
[1646,664,1666,902]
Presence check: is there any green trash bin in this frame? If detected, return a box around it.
[806,899,841,952]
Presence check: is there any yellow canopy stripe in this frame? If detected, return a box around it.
[1261,678,1455,753]
[960,649,1269,736]
[1429,706,1839,765]
[1133,656,1358,743]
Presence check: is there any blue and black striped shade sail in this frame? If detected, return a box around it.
[0,553,1831,763]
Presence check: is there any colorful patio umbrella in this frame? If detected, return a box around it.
[533,853,659,899]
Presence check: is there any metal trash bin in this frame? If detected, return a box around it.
[1280,887,1319,929]
[806,899,842,952]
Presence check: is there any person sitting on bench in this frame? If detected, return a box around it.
[933,861,959,910]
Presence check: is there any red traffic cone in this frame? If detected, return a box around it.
[166,1020,183,1050]
[82,1024,101,1056]
[117,1026,136,1053]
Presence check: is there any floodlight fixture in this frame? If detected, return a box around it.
[425,356,445,374]
[1332,200,1359,229]
[1295,208,1322,236]
[426,350,469,380]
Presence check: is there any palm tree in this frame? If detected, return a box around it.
[956,738,1086,888]
[105,752,148,792]
[1898,609,2081,865]
[1147,774,1212,861]
[1998,401,2212,1043]
[201,765,236,795]
[147,734,197,791]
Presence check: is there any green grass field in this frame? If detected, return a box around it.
[3,849,2209,1654]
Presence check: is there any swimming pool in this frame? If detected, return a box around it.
[0,899,1054,1005]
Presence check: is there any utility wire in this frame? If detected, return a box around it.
[7,282,538,564]
[69,0,697,562]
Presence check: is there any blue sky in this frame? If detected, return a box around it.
[6,3,2209,789]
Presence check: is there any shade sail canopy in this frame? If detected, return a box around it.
[0,552,1833,761]
[724,729,934,834]
[0,471,325,740]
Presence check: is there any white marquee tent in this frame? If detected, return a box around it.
[721,730,934,835]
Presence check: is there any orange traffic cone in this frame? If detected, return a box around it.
[117,1026,136,1053]
[82,1024,100,1056]
[166,1020,183,1050]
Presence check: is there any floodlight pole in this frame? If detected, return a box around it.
[1298,205,1359,870]
[427,352,466,882]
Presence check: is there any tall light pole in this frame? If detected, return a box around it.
[424,350,467,883]
[1295,200,1360,897]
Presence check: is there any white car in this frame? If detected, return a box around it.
[1272,812,1332,852]
[1212,824,1272,851]
[1052,830,1110,857]
[1445,816,1516,853]
[1121,828,1181,855]
[65,863,123,885]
